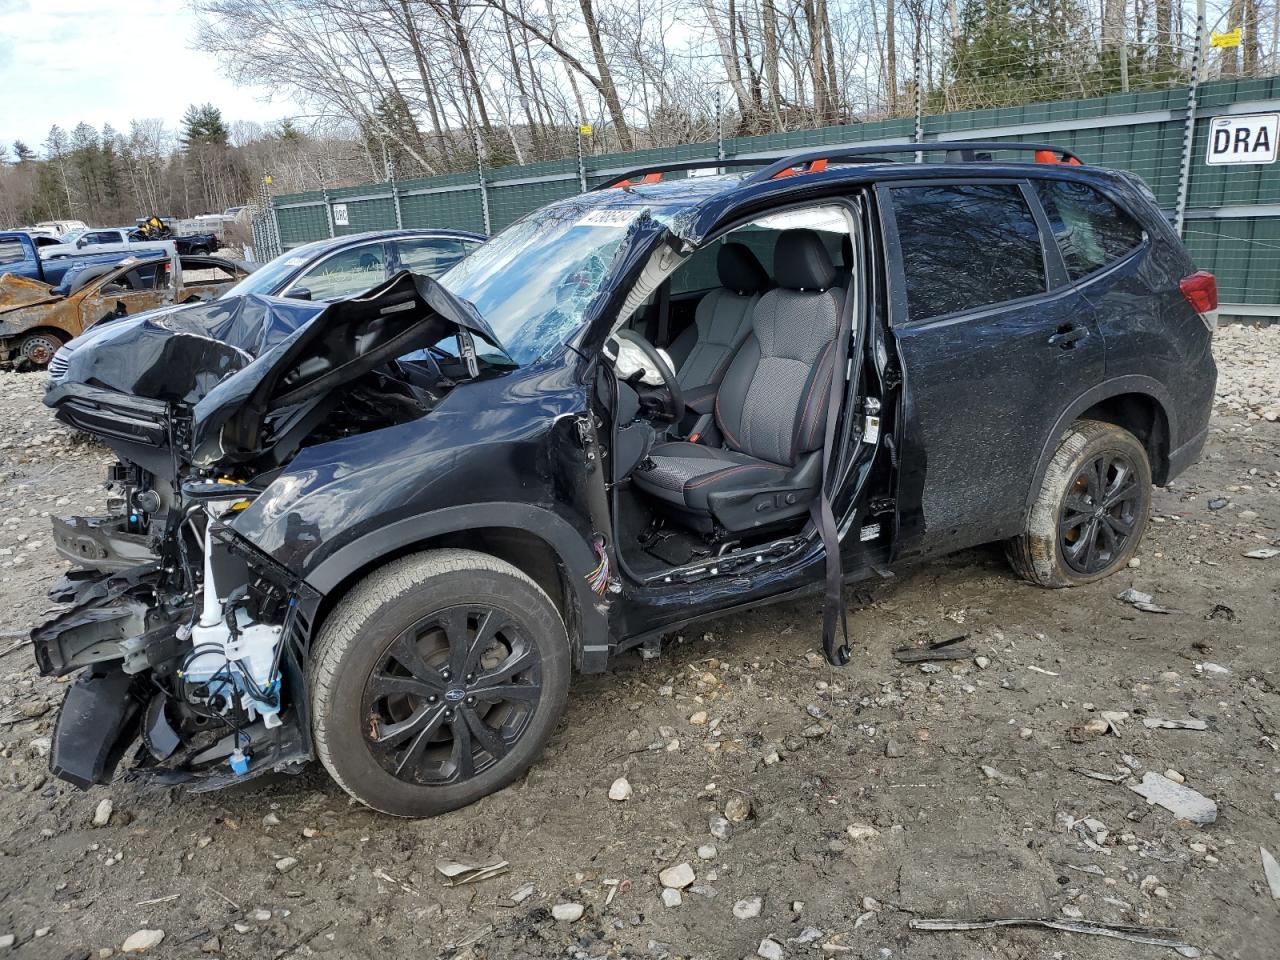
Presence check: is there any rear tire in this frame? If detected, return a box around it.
[309,549,570,817]
[1007,419,1151,588]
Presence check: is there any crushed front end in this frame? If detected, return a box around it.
[33,469,321,791]
[32,271,495,792]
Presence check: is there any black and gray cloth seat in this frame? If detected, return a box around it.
[634,229,844,531]
[667,242,768,389]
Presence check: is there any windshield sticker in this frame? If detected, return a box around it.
[284,257,306,266]
[574,209,639,228]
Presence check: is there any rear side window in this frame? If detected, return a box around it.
[1034,180,1145,280]
[396,237,466,277]
[890,184,1046,321]
[0,240,24,265]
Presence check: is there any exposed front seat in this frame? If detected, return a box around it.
[634,229,844,532]
[667,242,768,389]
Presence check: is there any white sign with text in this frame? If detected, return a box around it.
[1206,113,1280,165]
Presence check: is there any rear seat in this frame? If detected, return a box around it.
[667,243,769,390]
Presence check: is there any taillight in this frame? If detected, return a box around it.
[1180,271,1218,333]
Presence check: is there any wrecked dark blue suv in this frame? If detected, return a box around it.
[34,142,1217,817]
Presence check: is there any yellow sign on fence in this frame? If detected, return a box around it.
[1211,28,1242,48]
[579,124,594,137]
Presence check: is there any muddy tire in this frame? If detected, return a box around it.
[1007,419,1152,588]
[309,549,570,818]
[18,331,64,368]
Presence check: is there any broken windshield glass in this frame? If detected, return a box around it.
[439,197,681,365]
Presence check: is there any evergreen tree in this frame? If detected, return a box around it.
[945,0,1094,108]
[274,118,304,142]
[181,103,231,149]
[12,140,36,163]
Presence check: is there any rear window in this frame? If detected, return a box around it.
[890,183,1046,321]
[1034,180,1146,280]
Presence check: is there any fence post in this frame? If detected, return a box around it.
[1174,0,1207,236]
[715,89,725,161]
[577,120,589,193]
[914,36,925,162]
[390,162,403,230]
[256,173,281,260]
[473,127,492,235]
[322,188,336,238]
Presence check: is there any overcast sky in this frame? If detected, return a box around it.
[0,0,298,151]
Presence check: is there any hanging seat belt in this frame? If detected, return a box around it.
[810,278,856,667]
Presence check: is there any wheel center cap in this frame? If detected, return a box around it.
[445,687,466,703]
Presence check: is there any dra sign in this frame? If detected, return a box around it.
[1206,113,1280,165]
[332,203,350,226]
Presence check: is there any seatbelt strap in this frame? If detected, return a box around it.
[810,298,853,668]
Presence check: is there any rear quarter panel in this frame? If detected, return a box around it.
[1082,179,1217,456]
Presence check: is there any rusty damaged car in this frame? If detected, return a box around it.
[0,251,253,366]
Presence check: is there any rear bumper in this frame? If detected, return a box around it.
[1165,423,1209,483]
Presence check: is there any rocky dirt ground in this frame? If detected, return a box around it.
[0,325,1276,960]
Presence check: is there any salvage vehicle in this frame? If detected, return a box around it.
[0,250,251,366]
[0,230,163,291]
[40,227,212,260]
[33,143,1217,817]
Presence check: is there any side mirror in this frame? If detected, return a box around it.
[77,237,89,247]
[289,286,313,302]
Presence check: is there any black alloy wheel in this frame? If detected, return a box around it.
[310,549,570,817]
[1007,419,1152,588]
[1058,452,1143,575]
[361,605,542,785]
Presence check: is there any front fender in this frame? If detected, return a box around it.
[305,502,611,672]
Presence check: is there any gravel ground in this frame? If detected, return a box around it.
[0,325,1276,960]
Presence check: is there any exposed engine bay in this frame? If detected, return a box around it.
[33,271,507,790]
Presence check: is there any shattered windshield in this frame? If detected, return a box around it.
[440,199,678,365]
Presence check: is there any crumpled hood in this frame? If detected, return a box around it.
[50,294,323,405]
[49,270,502,444]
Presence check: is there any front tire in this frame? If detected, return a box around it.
[18,331,63,367]
[1007,419,1152,588]
[309,549,570,817]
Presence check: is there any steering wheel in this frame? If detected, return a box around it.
[614,329,684,422]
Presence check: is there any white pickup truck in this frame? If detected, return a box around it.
[39,228,175,261]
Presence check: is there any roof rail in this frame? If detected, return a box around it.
[592,141,1083,191]
[744,141,1082,183]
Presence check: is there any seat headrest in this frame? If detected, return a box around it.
[774,229,836,291]
[716,242,768,295]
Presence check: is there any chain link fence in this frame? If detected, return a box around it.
[258,22,1280,316]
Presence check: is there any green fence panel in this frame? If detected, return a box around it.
[399,188,486,234]
[276,203,329,248]
[488,178,581,231]
[333,195,397,235]
[1183,216,1280,305]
